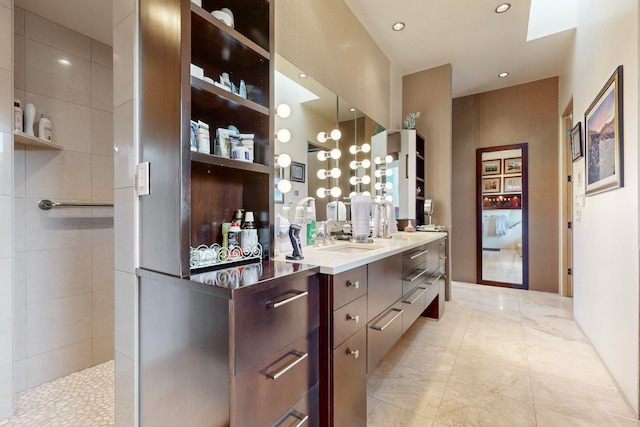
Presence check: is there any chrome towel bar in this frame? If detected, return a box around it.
[38,199,114,210]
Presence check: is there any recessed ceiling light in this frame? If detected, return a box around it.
[349,108,356,112]
[298,72,307,79]
[57,59,71,66]
[498,72,509,78]
[392,22,405,31]
[495,3,511,13]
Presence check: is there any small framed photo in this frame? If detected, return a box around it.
[290,161,306,183]
[481,159,501,175]
[504,157,522,174]
[570,122,583,162]
[482,177,501,193]
[504,175,522,193]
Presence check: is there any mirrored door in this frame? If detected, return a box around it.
[476,144,529,289]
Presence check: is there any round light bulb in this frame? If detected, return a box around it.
[330,148,342,159]
[385,155,393,164]
[276,128,291,143]
[362,191,371,197]
[277,153,292,168]
[374,169,383,178]
[385,169,393,177]
[276,103,291,118]
[349,191,358,199]
[361,143,371,153]
[374,156,383,165]
[330,129,342,140]
[361,159,371,169]
[385,182,393,190]
[330,187,342,198]
[316,150,327,161]
[374,183,383,190]
[317,132,327,143]
[277,179,292,193]
[385,194,393,203]
[330,168,342,178]
[349,176,358,186]
[350,160,358,170]
[349,145,358,155]
[317,169,327,179]
[361,175,371,185]
[316,187,327,198]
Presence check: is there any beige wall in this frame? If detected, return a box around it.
[451,78,559,293]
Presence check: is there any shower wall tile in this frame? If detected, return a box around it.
[93,244,115,292]
[92,62,113,113]
[115,351,135,427]
[0,6,10,71]
[92,109,114,157]
[114,0,135,29]
[26,293,92,357]
[0,319,12,418]
[26,247,93,304]
[13,359,26,394]
[93,288,114,364]
[0,195,11,258]
[14,7,24,37]
[93,335,114,365]
[0,257,11,322]
[0,68,11,132]
[13,144,25,199]
[24,92,92,153]
[25,39,91,106]
[115,271,135,360]
[113,13,134,109]
[26,339,92,389]
[14,34,25,92]
[92,154,114,202]
[92,40,112,68]
[0,133,11,195]
[13,252,26,361]
[25,12,91,60]
[114,100,135,189]
[25,150,92,200]
[115,188,135,274]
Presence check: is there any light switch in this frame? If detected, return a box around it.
[136,162,150,196]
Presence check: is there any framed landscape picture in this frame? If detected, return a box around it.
[585,65,624,195]
[504,157,522,174]
[482,177,501,193]
[481,159,501,175]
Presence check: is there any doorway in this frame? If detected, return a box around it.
[476,144,529,289]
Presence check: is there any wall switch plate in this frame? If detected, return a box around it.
[136,162,150,196]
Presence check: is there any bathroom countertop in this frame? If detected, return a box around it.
[274,231,447,274]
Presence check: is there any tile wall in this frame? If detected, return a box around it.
[0,0,13,420]
[13,8,114,392]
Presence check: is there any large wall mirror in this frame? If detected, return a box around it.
[476,144,529,289]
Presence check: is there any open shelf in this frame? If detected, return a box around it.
[191,151,270,173]
[13,131,63,149]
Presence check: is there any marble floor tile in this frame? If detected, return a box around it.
[367,395,433,427]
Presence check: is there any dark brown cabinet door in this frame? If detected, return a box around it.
[333,328,367,427]
[367,255,402,322]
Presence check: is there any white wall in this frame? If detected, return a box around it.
[562,0,639,414]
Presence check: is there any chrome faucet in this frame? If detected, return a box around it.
[315,220,340,246]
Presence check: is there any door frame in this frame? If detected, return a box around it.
[560,99,574,297]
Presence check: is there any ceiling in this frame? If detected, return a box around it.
[17,0,575,98]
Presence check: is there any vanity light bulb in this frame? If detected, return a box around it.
[276,128,291,143]
[277,179,292,194]
[374,183,383,190]
[330,148,342,160]
[362,191,371,197]
[317,169,328,179]
[330,168,341,178]
[385,169,393,177]
[316,187,327,198]
[330,129,342,140]
[350,160,358,170]
[361,159,371,169]
[361,175,371,185]
[385,194,393,203]
[330,187,342,198]
[374,156,383,165]
[361,143,371,153]
[317,132,328,143]
[350,191,358,199]
[385,182,393,190]
[316,150,327,161]
[349,176,359,186]
[385,155,393,164]
[276,103,291,118]
[349,145,358,155]
[374,169,383,178]
[277,153,292,168]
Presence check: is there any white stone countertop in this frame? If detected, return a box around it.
[274,231,447,274]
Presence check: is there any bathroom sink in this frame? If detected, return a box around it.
[317,244,383,254]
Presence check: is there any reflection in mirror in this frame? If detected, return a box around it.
[477,144,529,289]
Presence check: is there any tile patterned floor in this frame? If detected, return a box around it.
[368,281,640,426]
[0,361,113,426]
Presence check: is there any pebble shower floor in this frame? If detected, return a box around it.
[0,361,114,426]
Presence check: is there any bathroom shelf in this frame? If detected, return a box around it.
[191,76,269,116]
[191,151,270,174]
[13,131,62,150]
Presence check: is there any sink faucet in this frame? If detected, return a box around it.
[315,220,340,246]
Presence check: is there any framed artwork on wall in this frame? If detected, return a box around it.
[570,122,583,162]
[290,161,306,183]
[482,177,501,193]
[504,175,522,193]
[585,65,624,195]
[504,157,522,174]
[481,159,501,175]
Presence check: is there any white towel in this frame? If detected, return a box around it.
[496,215,508,236]
[351,195,371,238]
[386,203,398,235]
[373,203,383,237]
[372,201,398,237]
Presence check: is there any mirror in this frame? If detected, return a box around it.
[274,54,376,222]
[476,144,529,289]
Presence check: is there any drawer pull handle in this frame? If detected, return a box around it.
[427,274,442,286]
[277,410,309,427]
[349,349,360,359]
[404,268,428,283]
[404,287,427,305]
[371,308,403,331]
[267,290,308,309]
[348,280,360,289]
[406,249,428,260]
[347,314,360,324]
[266,350,308,380]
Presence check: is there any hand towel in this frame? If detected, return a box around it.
[372,202,383,237]
[386,202,398,235]
[351,195,371,238]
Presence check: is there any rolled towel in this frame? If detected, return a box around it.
[372,202,382,237]
[385,202,398,235]
[351,195,371,238]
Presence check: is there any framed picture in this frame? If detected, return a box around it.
[504,157,522,174]
[290,161,306,183]
[481,159,501,175]
[504,175,522,193]
[585,65,624,195]
[482,177,501,193]
[570,122,583,162]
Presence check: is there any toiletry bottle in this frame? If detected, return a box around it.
[306,206,317,246]
[24,102,35,136]
[196,120,210,154]
[38,114,53,142]
[13,99,22,132]
[233,208,244,228]
[227,221,242,259]
[241,211,258,255]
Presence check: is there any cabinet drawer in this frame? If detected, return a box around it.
[333,328,367,427]
[331,265,367,310]
[402,266,429,296]
[367,301,403,373]
[402,285,428,334]
[367,255,402,322]
[234,274,319,375]
[234,329,319,427]
[332,294,367,349]
[402,244,428,273]
[271,384,319,427]
[424,274,441,306]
